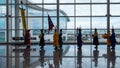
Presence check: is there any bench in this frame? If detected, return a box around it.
[12,37,36,40]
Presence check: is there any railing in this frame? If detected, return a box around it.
[0,29,120,44]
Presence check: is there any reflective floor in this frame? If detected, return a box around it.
[0,44,120,68]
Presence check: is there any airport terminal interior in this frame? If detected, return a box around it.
[0,0,120,68]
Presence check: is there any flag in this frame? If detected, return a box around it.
[48,14,54,33]
[20,8,27,30]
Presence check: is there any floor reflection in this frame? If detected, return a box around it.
[39,48,45,67]
[23,47,30,68]
[1,45,120,68]
[93,48,99,67]
[53,49,60,68]
[77,49,82,68]
[107,48,116,68]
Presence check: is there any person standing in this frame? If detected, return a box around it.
[39,29,45,49]
[53,29,59,50]
[92,28,99,49]
[59,29,63,49]
[77,28,82,49]
[25,29,30,48]
[110,28,117,50]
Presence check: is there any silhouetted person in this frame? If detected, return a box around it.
[53,49,59,68]
[59,29,63,49]
[53,29,59,50]
[39,29,45,49]
[92,28,99,49]
[25,30,30,48]
[39,48,45,67]
[93,48,99,67]
[77,49,82,68]
[23,47,31,68]
[77,28,82,49]
[110,29,117,50]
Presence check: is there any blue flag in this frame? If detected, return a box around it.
[48,14,54,33]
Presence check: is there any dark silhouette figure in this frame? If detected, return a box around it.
[77,28,82,49]
[92,28,99,49]
[77,49,82,68]
[25,30,30,48]
[59,29,63,49]
[23,47,31,68]
[53,49,60,68]
[93,48,99,67]
[39,48,45,67]
[110,29,117,50]
[39,29,45,49]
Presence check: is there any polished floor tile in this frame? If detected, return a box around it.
[0,45,120,68]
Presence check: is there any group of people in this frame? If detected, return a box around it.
[38,28,117,50]
[93,28,117,50]
[77,28,117,50]
[39,29,63,50]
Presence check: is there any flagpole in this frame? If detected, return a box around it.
[57,0,59,33]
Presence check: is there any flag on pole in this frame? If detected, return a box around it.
[20,1,27,30]
[20,8,27,30]
[48,14,54,33]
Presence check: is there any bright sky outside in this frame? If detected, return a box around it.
[1,0,120,29]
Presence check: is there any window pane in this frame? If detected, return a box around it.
[0,5,6,16]
[92,17,107,28]
[44,0,56,3]
[29,0,42,3]
[76,0,90,3]
[0,0,6,4]
[92,0,107,3]
[110,17,120,29]
[44,5,56,12]
[60,0,74,3]
[92,5,107,16]
[76,17,90,29]
[60,5,74,16]
[0,18,5,42]
[110,5,120,15]
[28,18,42,29]
[67,17,75,29]
[0,18,5,29]
[110,0,120,2]
[44,11,57,16]
[76,5,90,16]
[59,17,68,29]
[28,6,42,16]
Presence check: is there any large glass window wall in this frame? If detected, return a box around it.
[0,0,120,43]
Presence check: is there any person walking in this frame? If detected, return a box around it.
[59,29,63,49]
[39,29,45,49]
[77,28,82,49]
[53,29,59,50]
[110,28,117,50]
[92,28,99,49]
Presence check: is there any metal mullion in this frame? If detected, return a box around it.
[9,15,120,18]
[1,2,120,5]
[90,0,92,68]
[42,0,44,29]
